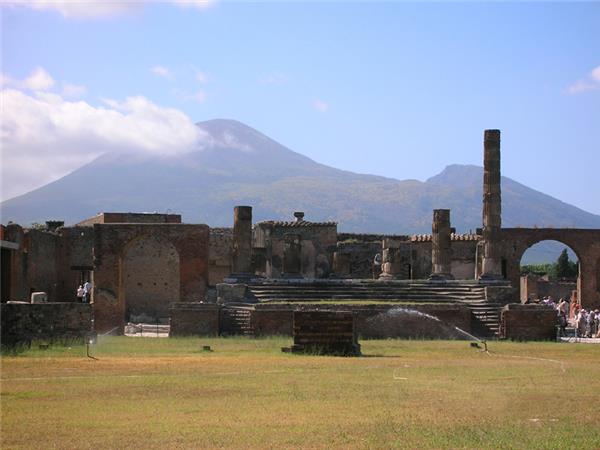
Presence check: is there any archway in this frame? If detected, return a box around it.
[121,235,180,322]
[518,240,579,305]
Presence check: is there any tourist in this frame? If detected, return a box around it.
[558,298,569,318]
[76,285,84,303]
[576,309,587,337]
[587,310,597,337]
[557,310,567,337]
[83,280,92,303]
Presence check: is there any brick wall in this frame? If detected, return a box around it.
[500,304,557,340]
[291,310,360,356]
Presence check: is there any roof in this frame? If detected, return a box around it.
[256,220,337,228]
[411,233,481,242]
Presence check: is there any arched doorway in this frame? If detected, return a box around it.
[121,235,180,322]
[518,240,579,306]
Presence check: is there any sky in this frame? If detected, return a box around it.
[1,1,599,214]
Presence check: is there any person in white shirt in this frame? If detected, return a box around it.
[76,285,84,303]
[83,281,92,303]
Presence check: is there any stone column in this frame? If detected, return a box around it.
[481,129,503,279]
[232,206,252,275]
[430,209,454,280]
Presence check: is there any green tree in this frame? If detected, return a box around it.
[555,248,577,279]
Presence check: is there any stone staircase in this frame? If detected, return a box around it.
[460,299,502,338]
[247,280,503,338]
[248,280,486,303]
[219,305,254,336]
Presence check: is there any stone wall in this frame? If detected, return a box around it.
[252,303,472,339]
[93,223,209,333]
[520,275,576,302]
[169,303,219,336]
[252,308,293,336]
[1,302,92,345]
[1,224,94,303]
[254,219,337,279]
[209,228,232,286]
[77,212,182,226]
[410,239,478,280]
[333,241,382,279]
[499,304,557,340]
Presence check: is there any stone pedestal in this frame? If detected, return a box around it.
[379,239,411,280]
[290,310,361,356]
[480,129,503,279]
[231,206,253,278]
[430,209,453,280]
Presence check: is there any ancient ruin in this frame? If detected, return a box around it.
[2,129,600,345]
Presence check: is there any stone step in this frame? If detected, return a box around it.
[250,287,486,295]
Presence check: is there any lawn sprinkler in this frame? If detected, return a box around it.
[470,340,488,353]
[86,332,98,360]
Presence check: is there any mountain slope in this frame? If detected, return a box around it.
[2,119,600,238]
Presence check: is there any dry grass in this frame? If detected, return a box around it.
[2,337,599,449]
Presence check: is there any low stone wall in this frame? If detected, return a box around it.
[169,303,219,336]
[252,309,294,336]
[1,302,92,345]
[500,304,557,341]
[253,303,471,339]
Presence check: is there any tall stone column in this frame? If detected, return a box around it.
[232,206,253,275]
[480,129,503,279]
[430,209,454,280]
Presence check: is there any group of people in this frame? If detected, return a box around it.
[574,308,600,338]
[526,295,600,338]
[76,281,92,303]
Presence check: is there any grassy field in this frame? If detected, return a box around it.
[2,337,599,449]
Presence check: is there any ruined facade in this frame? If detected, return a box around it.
[3,128,600,342]
[253,212,337,279]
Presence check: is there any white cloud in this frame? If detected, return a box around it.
[10,0,214,19]
[13,1,142,19]
[151,65,173,79]
[2,67,56,92]
[195,70,209,83]
[260,72,287,85]
[313,98,329,112]
[566,65,600,95]
[62,83,87,98]
[23,67,55,91]
[170,0,215,10]
[591,65,600,82]
[194,90,207,102]
[1,80,213,201]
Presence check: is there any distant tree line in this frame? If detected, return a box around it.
[521,248,579,280]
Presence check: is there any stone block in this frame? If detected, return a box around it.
[500,304,557,340]
[30,292,48,303]
[216,283,247,303]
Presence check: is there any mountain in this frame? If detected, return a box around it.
[2,119,600,245]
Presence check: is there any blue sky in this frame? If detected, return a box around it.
[1,1,599,214]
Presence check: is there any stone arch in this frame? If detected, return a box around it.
[518,239,580,303]
[500,228,600,309]
[120,234,180,321]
